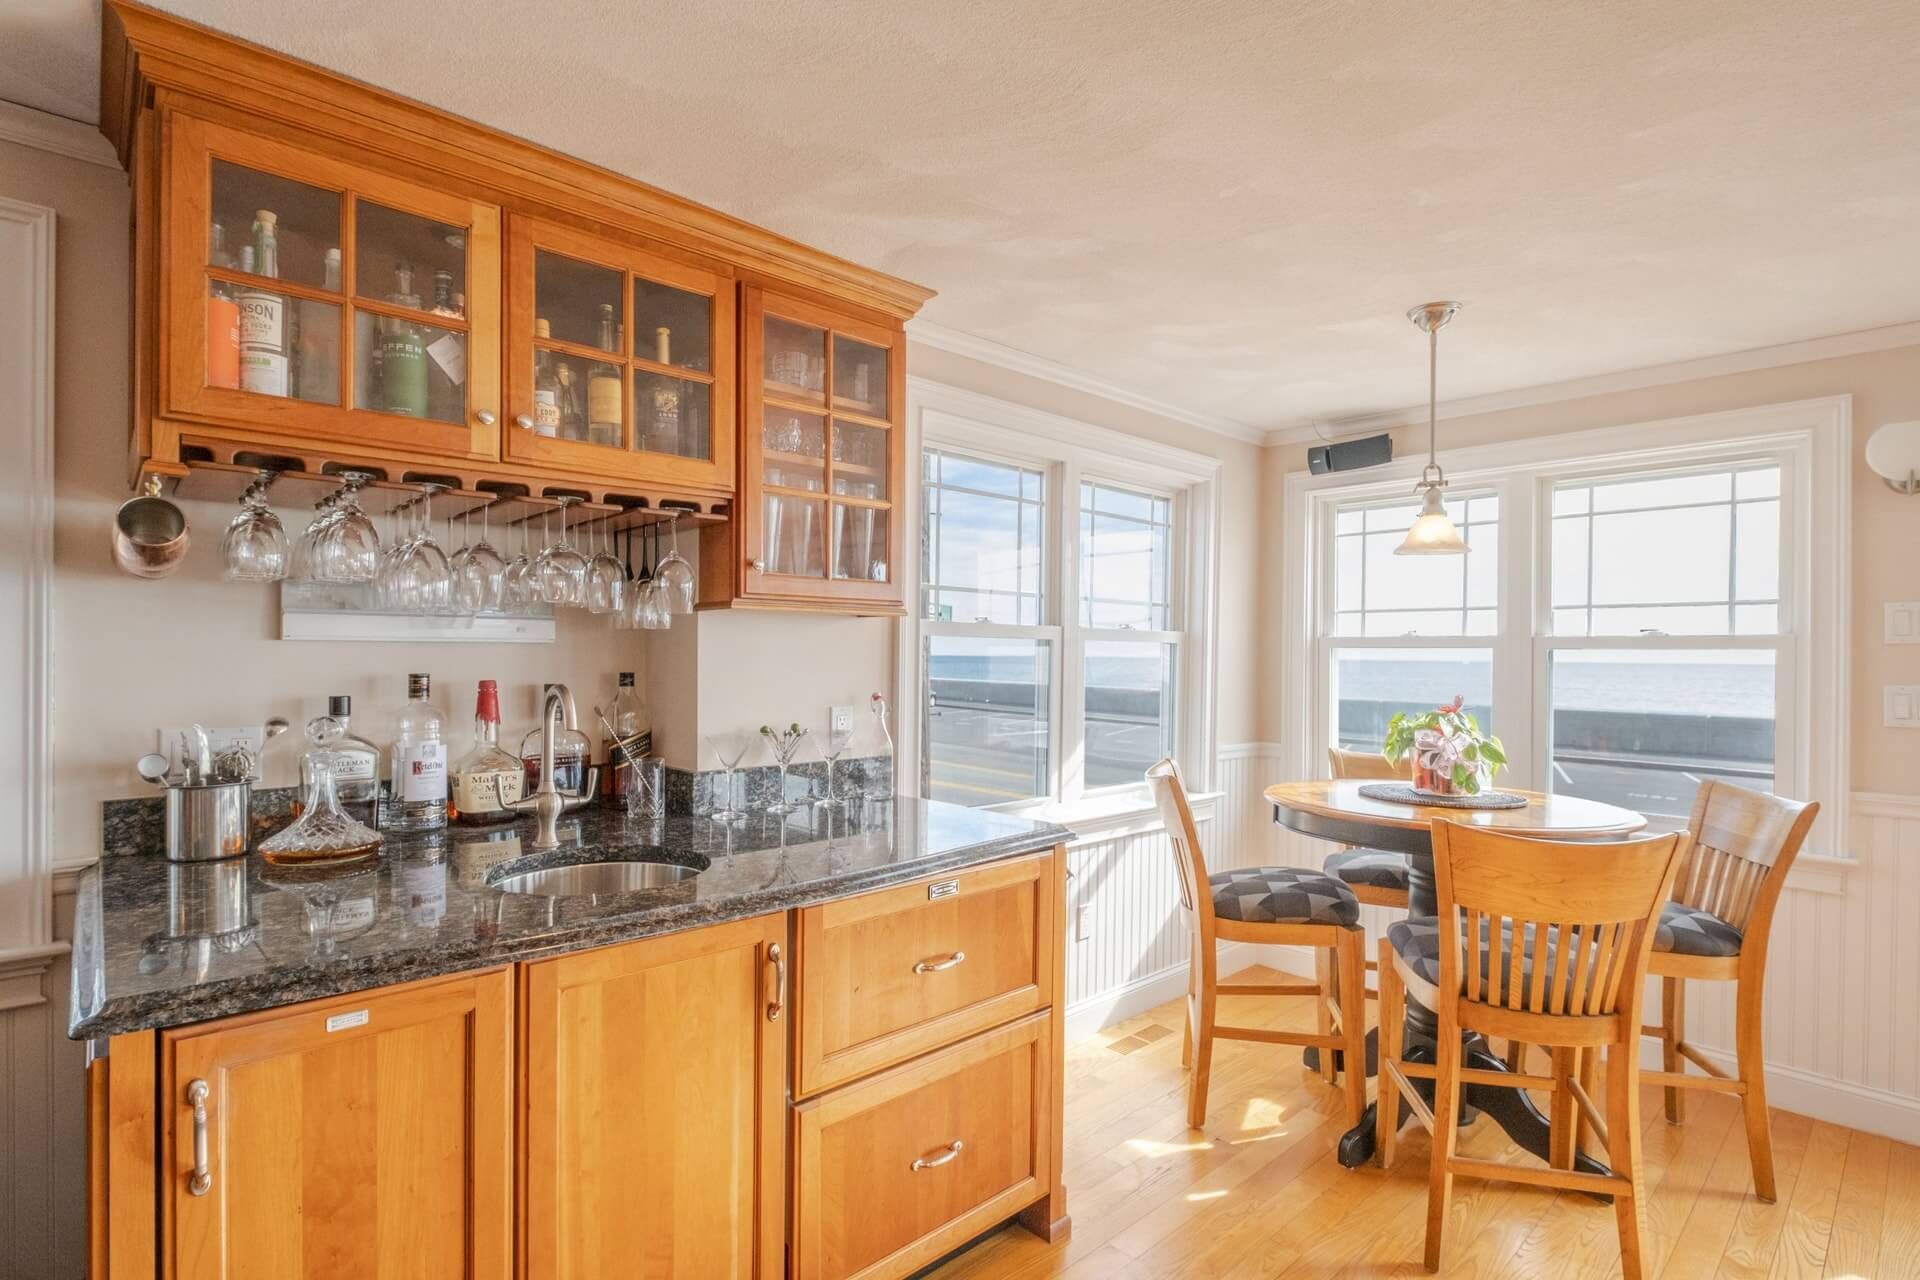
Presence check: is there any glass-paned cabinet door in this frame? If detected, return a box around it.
[165,115,501,458]
[504,219,735,492]
[744,288,903,608]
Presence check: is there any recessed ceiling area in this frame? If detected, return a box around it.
[5,0,1919,433]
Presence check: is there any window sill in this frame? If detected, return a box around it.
[1001,788,1221,845]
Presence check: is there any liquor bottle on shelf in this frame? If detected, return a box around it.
[381,262,428,417]
[645,327,681,454]
[237,209,288,397]
[532,318,562,437]
[450,680,525,826]
[519,683,591,796]
[429,268,459,318]
[292,248,341,403]
[600,671,651,801]
[558,362,585,440]
[207,221,240,390]
[387,673,448,832]
[293,695,381,829]
[586,303,622,447]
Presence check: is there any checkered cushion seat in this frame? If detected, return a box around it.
[1323,847,1411,894]
[1654,902,1743,958]
[1387,916,1607,1011]
[1209,866,1360,928]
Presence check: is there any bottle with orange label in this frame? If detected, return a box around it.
[207,221,240,389]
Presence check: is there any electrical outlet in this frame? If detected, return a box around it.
[159,726,265,770]
[830,704,856,737]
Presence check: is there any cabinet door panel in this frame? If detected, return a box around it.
[521,913,785,1278]
[162,969,513,1280]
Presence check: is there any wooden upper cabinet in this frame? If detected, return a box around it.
[504,217,736,494]
[159,969,513,1280]
[728,286,906,612]
[162,113,503,462]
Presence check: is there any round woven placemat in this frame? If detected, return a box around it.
[1357,782,1529,810]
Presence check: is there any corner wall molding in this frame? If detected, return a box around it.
[0,942,68,1012]
[0,100,117,169]
[1853,791,1920,821]
[907,320,1267,446]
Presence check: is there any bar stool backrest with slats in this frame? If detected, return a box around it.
[1147,757,1214,939]
[1673,779,1816,974]
[1327,746,1408,782]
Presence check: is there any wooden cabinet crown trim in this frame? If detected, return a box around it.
[101,0,934,321]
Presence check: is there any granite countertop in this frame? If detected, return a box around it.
[69,797,1071,1039]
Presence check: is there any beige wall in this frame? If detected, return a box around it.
[1259,344,1920,796]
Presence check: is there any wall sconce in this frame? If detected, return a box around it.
[1866,421,1920,495]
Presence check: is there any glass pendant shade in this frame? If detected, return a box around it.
[1396,486,1468,555]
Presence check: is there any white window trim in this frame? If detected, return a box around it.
[1282,395,1851,861]
[900,376,1222,823]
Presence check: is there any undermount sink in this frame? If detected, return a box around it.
[491,858,703,898]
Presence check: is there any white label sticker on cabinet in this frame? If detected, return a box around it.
[325,1009,370,1034]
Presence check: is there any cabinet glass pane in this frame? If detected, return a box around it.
[354,201,466,319]
[634,373,710,459]
[633,280,711,372]
[211,282,340,404]
[526,349,599,443]
[210,160,340,290]
[832,505,890,583]
[535,250,623,349]
[764,316,825,404]
[763,494,826,577]
[831,421,888,500]
[832,334,888,418]
[352,312,468,423]
[763,410,825,492]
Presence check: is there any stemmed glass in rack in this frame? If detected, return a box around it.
[449,500,507,615]
[655,517,696,615]
[308,472,381,584]
[500,513,538,614]
[535,498,589,607]
[383,485,451,612]
[637,524,671,629]
[704,733,751,822]
[584,518,626,616]
[221,471,289,582]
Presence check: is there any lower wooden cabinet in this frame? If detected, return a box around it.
[159,968,514,1279]
[791,1012,1056,1280]
[518,913,787,1278]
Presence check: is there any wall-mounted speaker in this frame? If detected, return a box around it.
[1307,433,1392,475]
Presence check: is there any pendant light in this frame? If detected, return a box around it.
[1396,301,1468,556]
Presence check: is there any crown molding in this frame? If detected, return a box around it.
[906,320,1268,446]
[0,100,117,169]
[1263,319,1920,447]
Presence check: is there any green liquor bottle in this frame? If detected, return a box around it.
[380,262,427,417]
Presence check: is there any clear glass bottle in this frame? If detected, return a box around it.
[261,715,385,866]
[600,671,649,801]
[532,318,562,437]
[646,326,681,453]
[299,695,382,830]
[558,361,585,440]
[381,262,428,417]
[451,679,525,826]
[238,209,288,397]
[387,672,449,831]
[519,683,591,796]
[587,303,622,447]
[293,249,341,403]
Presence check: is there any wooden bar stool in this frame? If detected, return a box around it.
[1323,747,1413,910]
[1377,819,1686,1278]
[1641,780,1817,1202]
[1146,758,1369,1129]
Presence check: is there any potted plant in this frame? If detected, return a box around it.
[1382,696,1507,797]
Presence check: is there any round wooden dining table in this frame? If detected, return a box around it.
[1265,779,1648,1171]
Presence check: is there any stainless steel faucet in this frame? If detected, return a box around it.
[507,683,585,851]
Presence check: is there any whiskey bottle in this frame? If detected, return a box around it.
[387,673,448,832]
[207,221,241,390]
[237,210,289,397]
[600,671,650,801]
[586,303,622,447]
[450,680,524,826]
[293,248,341,403]
[532,318,562,437]
[381,263,428,417]
[646,327,681,454]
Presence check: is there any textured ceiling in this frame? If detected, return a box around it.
[5,0,1920,432]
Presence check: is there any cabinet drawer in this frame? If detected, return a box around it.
[792,1013,1054,1280]
[794,850,1056,1096]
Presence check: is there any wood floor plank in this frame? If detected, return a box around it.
[1660,1109,1811,1280]
[1748,1120,1849,1280]
[1819,1132,1890,1279]
[1876,1141,1920,1279]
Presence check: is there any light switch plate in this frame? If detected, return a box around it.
[1885,686,1920,728]
[1887,602,1920,645]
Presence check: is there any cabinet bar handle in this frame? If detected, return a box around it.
[766,943,786,1022]
[186,1079,212,1197]
[913,951,966,975]
[911,1140,964,1171]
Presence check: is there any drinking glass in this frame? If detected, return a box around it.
[584,519,625,616]
[221,476,289,581]
[535,501,588,607]
[311,474,381,584]
[759,723,809,816]
[655,517,696,615]
[449,502,506,614]
[637,575,672,630]
[390,485,451,612]
[705,734,750,821]
[500,515,537,614]
[814,715,854,810]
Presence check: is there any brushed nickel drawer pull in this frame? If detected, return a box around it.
[911,1139,964,1172]
[187,1079,212,1196]
[766,943,786,1022]
[913,951,967,974]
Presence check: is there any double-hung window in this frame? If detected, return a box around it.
[911,388,1217,814]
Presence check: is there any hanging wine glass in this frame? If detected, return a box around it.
[500,508,537,613]
[535,498,589,607]
[655,515,695,614]
[450,501,506,614]
[585,517,625,615]
[313,472,381,584]
[221,471,289,582]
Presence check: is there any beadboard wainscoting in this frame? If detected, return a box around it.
[0,887,85,1280]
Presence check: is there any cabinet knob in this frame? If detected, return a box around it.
[514,414,534,430]
[187,1079,213,1196]
[475,409,497,426]
[751,558,768,573]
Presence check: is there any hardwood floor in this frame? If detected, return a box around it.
[925,966,1920,1279]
